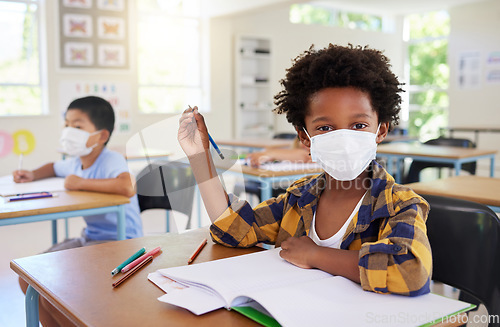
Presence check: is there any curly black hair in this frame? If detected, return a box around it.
[273,44,403,131]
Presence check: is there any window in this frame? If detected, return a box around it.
[137,0,207,114]
[0,0,45,116]
[289,3,386,32]
[404,11,449,140]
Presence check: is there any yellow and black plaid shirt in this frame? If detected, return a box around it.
[210,161,431,296]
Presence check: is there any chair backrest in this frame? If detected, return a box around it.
[404,137,477,183]
[273,133,297,140]
[136,161,196,228]
[422,194,500,325]
[425,137,475,148]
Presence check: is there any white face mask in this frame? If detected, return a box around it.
[60,127,100,157]
[304,125,380,181]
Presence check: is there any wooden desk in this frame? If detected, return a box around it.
[12,228,469,327]
[377,143,497,183]
[11,228,263,327]
[406,175,500,212]
[0,190,130,243]
[216,138,293,151]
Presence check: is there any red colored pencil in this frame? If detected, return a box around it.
[188,238,207,264]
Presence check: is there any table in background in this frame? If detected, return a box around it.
[440,126,500,144]
[216,161,323,200]
[216,138,293,152]
[109,145,171,162]
[406,175,500,212]
[377,143,497,183]
[12,228,264,327]
[0,190,130,244]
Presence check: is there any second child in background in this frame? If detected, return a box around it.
[13,96,143,327]
[13,95,143,246]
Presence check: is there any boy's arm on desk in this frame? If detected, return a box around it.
[64,172,135,198]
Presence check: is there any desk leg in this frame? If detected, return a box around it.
[117,205,126,240]
[260,180,272,201]
[491,156,495,177]
[26,285,39,327]
[454,162,461,176]
[51,220,57,245]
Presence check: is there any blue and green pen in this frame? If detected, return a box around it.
[111,247,146,276]
[188,105,224,160]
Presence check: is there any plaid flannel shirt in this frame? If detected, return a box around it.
[210,161,432,296]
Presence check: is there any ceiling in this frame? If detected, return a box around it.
[205,0,487,17]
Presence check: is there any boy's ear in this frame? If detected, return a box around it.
[98,130,110,144]
[295,126,311,148]
[376,122,390,144]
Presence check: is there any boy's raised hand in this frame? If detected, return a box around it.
[178,106,210,157]
[13,170,35,183]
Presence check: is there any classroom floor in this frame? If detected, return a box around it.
[0,170,492,326]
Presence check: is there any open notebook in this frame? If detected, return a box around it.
[0,176,65,197]
[148,248,474,327]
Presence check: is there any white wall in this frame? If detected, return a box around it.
[210,6,405,136]
[448,0,500,173]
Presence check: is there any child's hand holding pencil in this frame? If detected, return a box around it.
[178,105,209,157]
[178,105,224,159]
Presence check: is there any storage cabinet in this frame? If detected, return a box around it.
[234,36,275,139]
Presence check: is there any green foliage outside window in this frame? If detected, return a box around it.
[290,4,382,32]
[407,11,449,140]
[0,1,42,116]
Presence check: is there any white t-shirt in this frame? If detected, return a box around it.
[309,191,367,249]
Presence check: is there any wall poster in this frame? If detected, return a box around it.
[59,0,129,69]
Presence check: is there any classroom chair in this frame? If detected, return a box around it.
[136,161,196,232]
[233,133,297,202]
[404,137,476,183]
[423,194,500,326]
[271,132,298,139]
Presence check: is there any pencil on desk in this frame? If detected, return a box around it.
[111,247,146,276]
[188,238,207,264]
[112,255,153,288]
[121,246,161,273]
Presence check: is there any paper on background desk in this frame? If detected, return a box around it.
[0,175,66,197]
[237,159,321,171]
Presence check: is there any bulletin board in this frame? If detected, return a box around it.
[59,81,132,134]
[58,0,129,69]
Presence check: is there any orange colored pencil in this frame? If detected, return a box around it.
[188,238,207,264]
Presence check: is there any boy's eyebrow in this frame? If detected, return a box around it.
[310,116,331,124]
[311,113,374,124]
[352,113,374,119]
[65,118,85,123]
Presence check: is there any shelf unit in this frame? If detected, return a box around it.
[234,36,275,139]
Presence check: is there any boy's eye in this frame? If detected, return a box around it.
[353,123,367,130]
[317,126,333,132]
